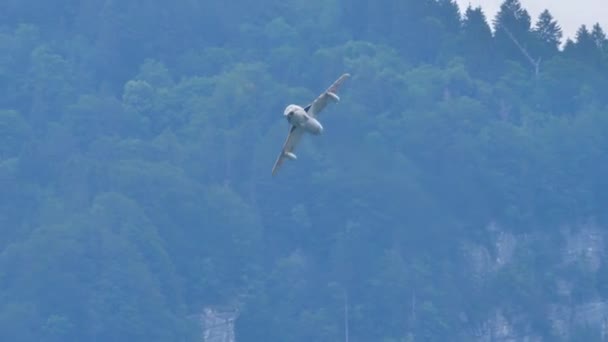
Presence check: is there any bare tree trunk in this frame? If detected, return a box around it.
[500,25,541,79]
[344,290,349,342]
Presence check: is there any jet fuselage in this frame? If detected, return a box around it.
[284,104,323,135]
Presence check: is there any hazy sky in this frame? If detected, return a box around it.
[455,0,608,41]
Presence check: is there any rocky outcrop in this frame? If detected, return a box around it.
[199,306,239,342]
[464,221,607,341]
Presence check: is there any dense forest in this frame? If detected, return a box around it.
[1,0,607,341]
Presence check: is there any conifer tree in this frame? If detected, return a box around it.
[590,23,607,49]
[460,6,495,77]
[493,0,535,67]
[493,0,532,33]
[533,9,562,55]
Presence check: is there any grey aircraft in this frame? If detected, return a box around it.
[271,73,350,176]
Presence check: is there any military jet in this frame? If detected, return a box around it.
[271,73,350,176]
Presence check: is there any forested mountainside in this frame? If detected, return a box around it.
[1,0,607,341]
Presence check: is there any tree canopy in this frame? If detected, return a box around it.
[1,0,607,341]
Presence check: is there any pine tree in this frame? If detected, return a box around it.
[590,23,607,49]
[493,0,531,33]
[590,24,607,69]
[565,25,596,60]
[533,10,562,53]
[575,25,594,49]
[460,6,495,77]
[493,0,536,68]
[435,0,461,33]
[463,6,492,41]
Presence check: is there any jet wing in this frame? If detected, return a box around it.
[271,125,304,176]
[305,73,350,117]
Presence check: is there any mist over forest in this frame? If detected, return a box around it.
[1,0,608,341]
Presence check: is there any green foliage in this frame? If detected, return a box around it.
[533,10,563,57]
[0,0,607,341]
